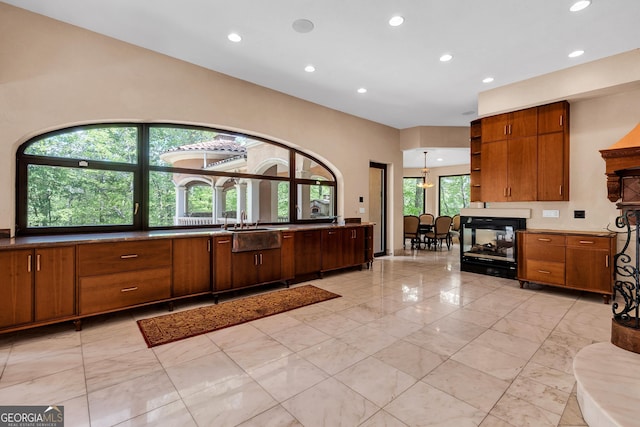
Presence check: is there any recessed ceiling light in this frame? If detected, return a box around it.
[292,19,315,33]
[568,50,584,58]
[227,33,242,43]
[389,16,404,27]
[437,158,444,162]
[357,88,367,94]
[439,53,453,62]
[304,65,315,73]
[570,1,592,12]
[482,77,495,83]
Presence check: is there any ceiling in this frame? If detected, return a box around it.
[4,0,640,168]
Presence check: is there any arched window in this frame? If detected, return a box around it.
[16,124,337,235]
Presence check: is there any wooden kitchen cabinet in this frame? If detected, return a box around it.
[481,107,538,201]
[470,119,482,202]
[343,226,365,267]
[295,230,322,276]
[232,248,282,289]
[481,108,537,142]
[0,249,33,328]
[475,101,569,202]
[518,230,615,303]
[321,228,343,271]
[173,236,211,297]
[537,101,570,201]
[34,246,75,322]
[212,235,232,292]
[0,247,75,330]
[77,240,172,315]
[565,236,614,298]
[280,231,295,282]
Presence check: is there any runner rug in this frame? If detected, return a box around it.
[137,285,341,347]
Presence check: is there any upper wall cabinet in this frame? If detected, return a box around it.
[472,101,570,202]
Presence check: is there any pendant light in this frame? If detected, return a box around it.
[417,151,435,189]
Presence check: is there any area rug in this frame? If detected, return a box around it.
[137,285,341,347]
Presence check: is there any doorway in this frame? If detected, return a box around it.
[369,162,387,256]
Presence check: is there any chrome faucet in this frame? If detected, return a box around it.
[240,210,247,229]
[255,219,260,229]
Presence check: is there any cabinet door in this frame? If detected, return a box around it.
[35,246,75,322]
[509,108,537,138]
[538,133,566,201]
[566,236,613,294]
[257,249,282,284]
[481,140,508,201]
[295,230,322,275]
[507,136,537,201]
[173,237,211,297]
[344,228,365,266]
[538,102,568,134]
[321,228,343,270]
[0,250,33,328]
[212,236,232,291]
[566,247,612,294]
[232,251,258,288]
[481,114,509,142]
[281,232,295,280]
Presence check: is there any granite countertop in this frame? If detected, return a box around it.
[0,222,374,250]
[518,228,617,237]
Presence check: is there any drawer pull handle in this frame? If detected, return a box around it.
[537,238,551,242]
[537,270,551,274]
[579,240,595,244]
[120,254,138,259]
[218,239,231,244]
[121,286,139,293]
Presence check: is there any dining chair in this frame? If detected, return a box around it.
[424,215,453,250]
[449,214,461,245]
[403,215,420,249]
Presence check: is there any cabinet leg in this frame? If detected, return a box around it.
[519,280,525,289]
[214,295,219,304]
[168,302,175,312]
[603,294,611,305]
[73,319,82,331]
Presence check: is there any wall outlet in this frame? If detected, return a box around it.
[542,209,560,218]
[359,207,365,214]
[574,210,586,219]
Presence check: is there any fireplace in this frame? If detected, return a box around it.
[460,216,526,279]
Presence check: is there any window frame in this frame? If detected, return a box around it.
[402,176,426,216]
[16,123,337,236]
[438,173,471,217]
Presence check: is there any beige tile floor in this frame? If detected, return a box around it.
[0,245,613,426]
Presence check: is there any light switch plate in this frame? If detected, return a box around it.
[359,207,365,214]
[542,209,560,218]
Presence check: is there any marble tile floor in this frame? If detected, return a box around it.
[0,246,614,426]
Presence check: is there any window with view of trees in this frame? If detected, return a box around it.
[439,174,470,217]
[16,124,336,235]
[403,177,425,216]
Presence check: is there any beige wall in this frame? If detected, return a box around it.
[0,4,404,249]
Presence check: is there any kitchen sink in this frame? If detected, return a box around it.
[231,229,281,252]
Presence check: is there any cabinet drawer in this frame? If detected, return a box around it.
[78,240,171,276]
[79,267,171,315]
[566,236,611,250]
[525,243,565,263]
[526,260,565,285]
[526,234,565,246]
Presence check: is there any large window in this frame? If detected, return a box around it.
[403,177,425,216]
[439,174,470,217]
[16,124,336,235]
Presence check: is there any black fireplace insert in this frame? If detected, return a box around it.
[460,216,526,279]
